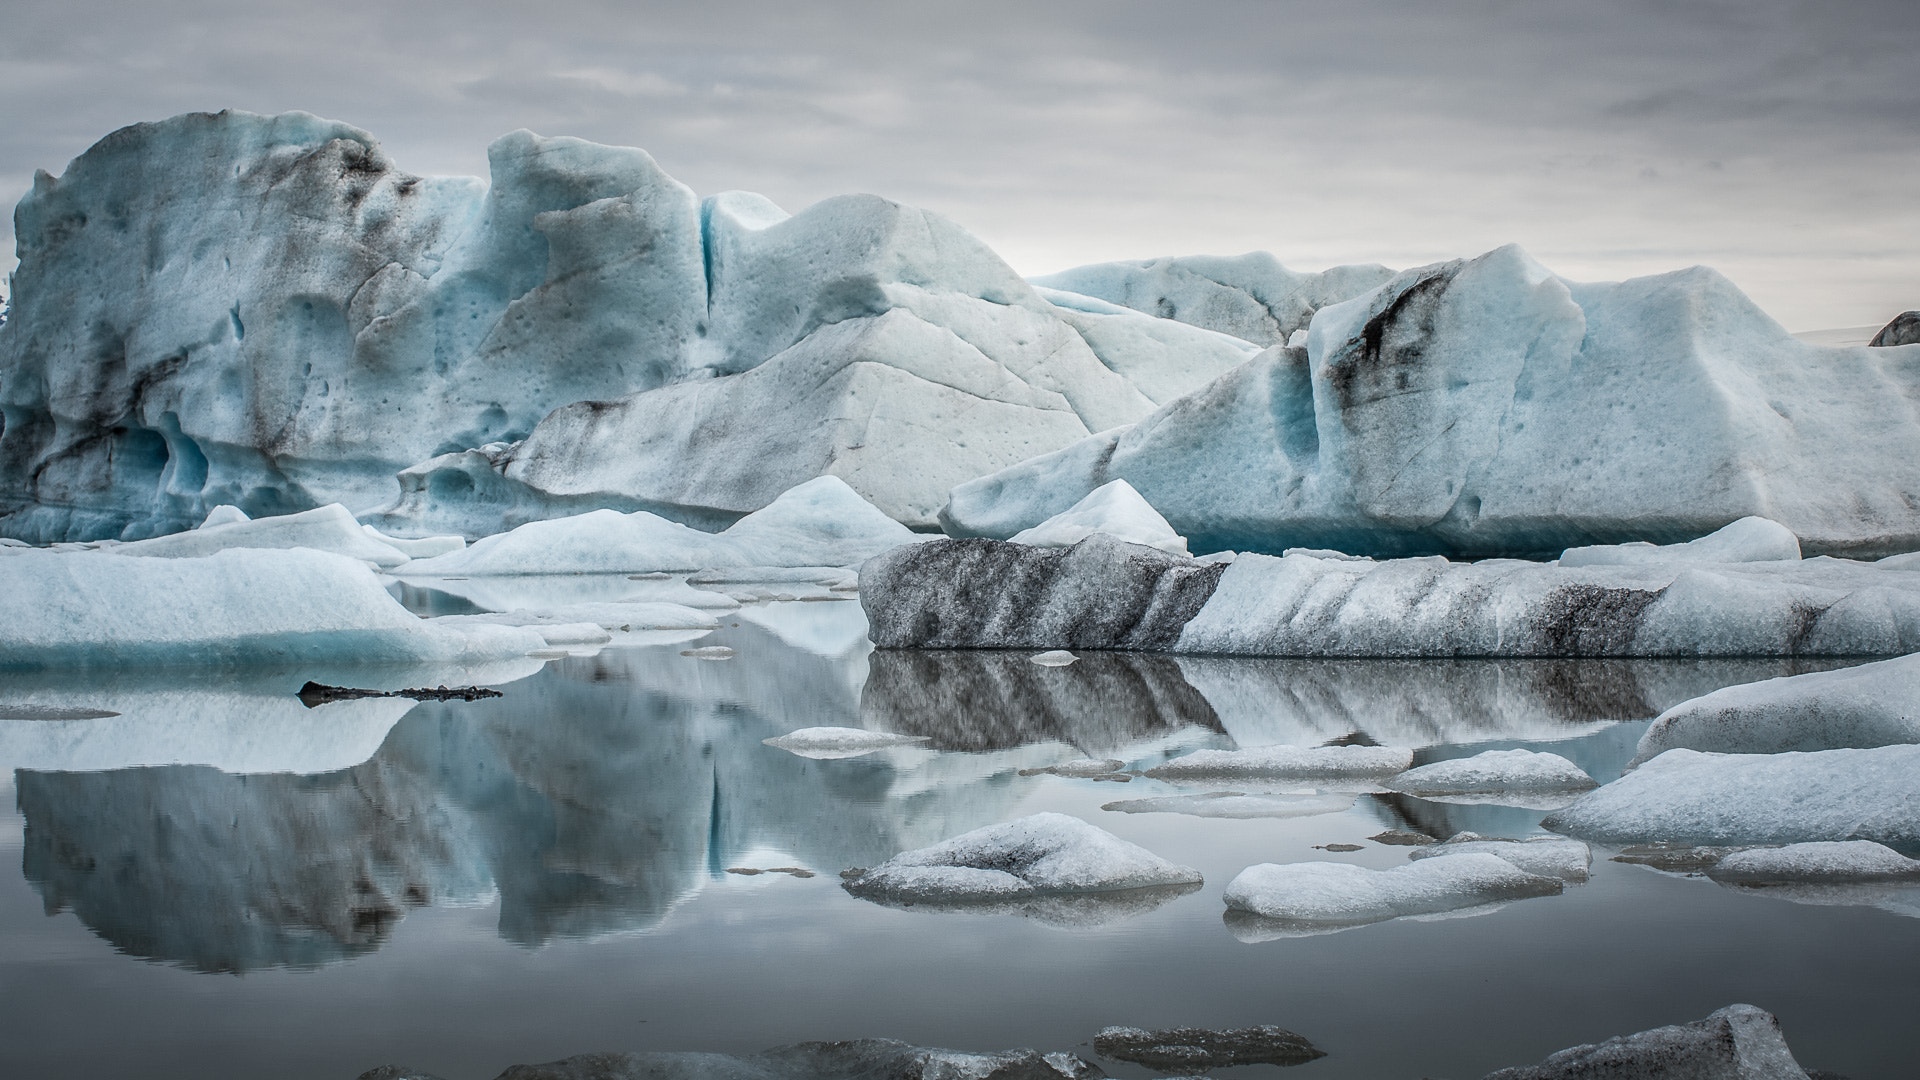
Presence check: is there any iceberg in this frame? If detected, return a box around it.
[1543,745,1920,847]
[0,548,546,670]
[1558,516,1802,567]
[107,503,417,568]
[841,812,1202,902]
[1385,749,1597,805]
[951,245,1920,560]
[1480,1004,1813,1080]
[1008,479,1190,555]
[1704,841,1920,884]
[1033,285,1262,405]
[1406,836,1593,882]
[1222,852,1564,932]
[1102,791,1355,819]
[1144,744,1413,782]
[1631,652,1920,763]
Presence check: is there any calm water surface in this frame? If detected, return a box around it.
[1,595,1914,1079]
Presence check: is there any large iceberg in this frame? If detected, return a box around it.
[1631,651,1920,763]
[950,245,1920,559]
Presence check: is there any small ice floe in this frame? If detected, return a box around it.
[1543,745,1920,848]
[1385,749,1597,809]
[762,727,931,759]
[1030,650,1078,667]
[680,645,737,660]
[1705,841,1920,885]
[1222,852,1563,939]
[1408,836,1593,882]
[1102,791,1354,820]
[1479,1004,1813,1080]
[1611,844,1743,874]
[1092,1025,1324,1070]
[1020,758,1128,780]
[1632,652,1920,764]
[843,813,1202,907]
[1370,829,1439,846]
[1145,745,1412,783]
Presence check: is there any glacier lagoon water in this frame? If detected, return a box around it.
[1,596,1916,1079]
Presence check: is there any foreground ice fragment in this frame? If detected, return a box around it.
[1092,1024,1325,1069]
[1009,479,1190,556]
[1705,841,1920,884]
[1480,1003,1812,1080]
[1223,852,1562,930]
[1543,745,1920,847]
[1632,652,1920,763]
[1145,744,1413,782]
[843,812,1202,902]
[762,727,932,760]
[1408,836,1592,882]
[1385,749,1597,804]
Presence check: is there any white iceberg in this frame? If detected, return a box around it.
[1222,852,1563,931]
[1558,517,1802,567]
[1407,836,1593,882]
[1705,841,1920,884]
[1102,792,1354,819]
[1009,479,1190,556]
[842,812,1202,901]
[1544,745,1920,847]
[0,548,547,669]
[1632,653,1920,763]
[1143,745,1413,782]
[1385,749,1597,806]
[762,727,932,760]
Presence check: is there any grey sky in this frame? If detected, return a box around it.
[2,0,1915,330]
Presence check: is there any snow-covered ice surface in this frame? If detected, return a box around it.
[1632,651,1920,763]
[843,812,1202,903]
[1144,745,1414,783]
[1008,479,1190,556]
[1385,749,1596,808]
[0,548,547,669]
[1407,836,1593,882]
[1544,745,1920,847]
[1222,852,1564,937]
[761,727,932,760]
[1705,841,1920,884]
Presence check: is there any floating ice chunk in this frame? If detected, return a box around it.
[434,602,717,635]
[0,548,548,670]
[1632,653,1920,764]
[1223,852,1563,931]
[681,646,737,661]
[111,504,412,569]
[763,727,932,759]
[1408,837,1593,882]
[1559,517,1802,568]
[1009,480,1190,556]
[1544,745,1920,847]
[360,524,465,559]
[1705,841,1920,884]
[1092,1025,1324,1070]
[1022,758,1126,778]
[843,812,1202,902]
[197,505,250,529]
[1102,791,1354,819]
[1481,1004,1813,1080]
[1386,749,1597,806]
[1031,650,1078,666]
[1145,745,1413,782]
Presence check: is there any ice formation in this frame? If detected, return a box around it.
[1480,1004,1813,1080]
[1090,1024,1324,1070]
[1385,749,1597,799]
[761,727,931,760]
[1406,836,1593,882]
[401,477,915,575]
[949,245,1920,559]
[1008,479,1190,555]
[1705,841,1920,884]
[1144,744,1413,782]
[1872,310,1920,347]
[841,812,1202,902]
[359,1040,1103,1080]
[1543,745,1920,847]
[1557,516,1801,567]
[0,548,546,669]
[1101,792,1355,819]
[1221,852,1563,929]
[108,502,422,568]
[1631,653,1920,763]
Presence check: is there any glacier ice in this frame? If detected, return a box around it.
[1222,851,1563,932]
[109,502,416,568]
[841,812,1202,902]
[1480,1004,1813,1080]
[1543,745,1920,847]
[1631,652,1920,763]
[1558,516,1801,568]
[1705,841,1920,884]
[1144,744,1414,782]
[761,727,931,760]
[1031,285,1262,405]
[1406,836,1593,882]
[951,244,1920,560]
[1385,749,1597,803]
[0,548,547,669]
[1008,478,1190,555]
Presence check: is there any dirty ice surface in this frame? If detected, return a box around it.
[0,598,1915,1080]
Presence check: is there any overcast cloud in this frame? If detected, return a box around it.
[2,0,1915,329]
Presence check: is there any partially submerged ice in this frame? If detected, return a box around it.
[1385,749,1597,802]
[949,244,1920,559]
[1481,1004,1814,1080]
[1543,745,1920,847]
[762,727,931,760]
[0,548,546,669]
[1222,852,1564,935]
[1406,836,1593,882]
[1705,841,1920,884]
[841,812,1201,903]
[1632,652,1920,763]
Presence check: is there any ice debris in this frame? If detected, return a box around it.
[1407,836,1592,882]
[1558,516,1801,567]
[1009,479,1190,556]
[1223,852,1563,934]
[1019,758,1127,778]
[1632,652,1920,764]
[1091,1024,1325,1069]
[1480,1003,1813,1080]
[1145,745,1413,782]
[1385,749,1597,806]
[762,727,932,760]
[1705,841,1920,884]
[1030,650,1079,667]
[1102,792,1354,819]
[1544,745,1920,847]
[842,812,1202,903]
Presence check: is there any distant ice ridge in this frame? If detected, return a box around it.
[950,244,1920,560]
[0,548,547,669]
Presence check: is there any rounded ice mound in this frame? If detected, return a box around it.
[1408,837,1593,882]
[1009,479,1190,556]
[1632,653,1920,764]
[1223,852,1563,928]
[843,812,1202,902]
[1558,516,1802,567]
[1145,745,1413,782]
[762,727,931,760]
[112,503,412,569]
[1705,841,1920,884]
[1386,749,1597,801]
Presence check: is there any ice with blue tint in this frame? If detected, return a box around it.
[952,245,1920,559]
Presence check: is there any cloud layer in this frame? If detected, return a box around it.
[3,0,1915,329]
